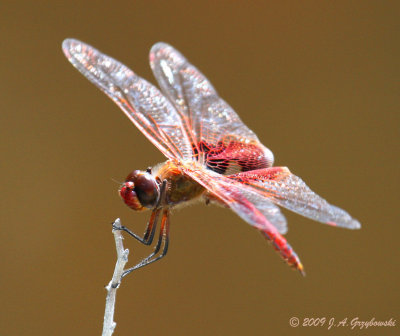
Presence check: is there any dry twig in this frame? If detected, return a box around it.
[102,219,129,336]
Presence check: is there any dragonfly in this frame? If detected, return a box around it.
[62,39,361,277]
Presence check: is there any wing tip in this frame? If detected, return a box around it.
[62,38,79,51]
[349,219,361,229]
[61,38,73,57]
[327,219,361,230]
[150,42,172,59]
[62,38,87,61]
[149,42,186,67]
[151,41,172,51]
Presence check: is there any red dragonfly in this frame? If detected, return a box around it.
[62,39,361,276]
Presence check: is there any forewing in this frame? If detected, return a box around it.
[228,167,361,229]
[149,43,274,170]
[184,166,303,273]
[62,39,192,160]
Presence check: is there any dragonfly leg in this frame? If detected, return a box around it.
[122,209,170,278]
[113,208,160,245]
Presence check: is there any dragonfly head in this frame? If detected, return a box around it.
[119,170,160,211]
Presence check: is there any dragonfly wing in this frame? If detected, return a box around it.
[149,43,274,172]
[62,39,192,161]
[228,167,361,229]
[184,167,303,274]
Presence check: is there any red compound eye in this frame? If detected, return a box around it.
[119,181,144,211]
[119,170,160,210]
[134,173,159,208]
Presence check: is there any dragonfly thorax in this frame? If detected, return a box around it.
[119,170,160,211]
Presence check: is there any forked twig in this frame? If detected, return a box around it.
[102,218,129,336]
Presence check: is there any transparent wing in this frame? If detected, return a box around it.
[228,167,361,229]
[183,165,303,273]
[149,43,274,170]
[62,39,192,160]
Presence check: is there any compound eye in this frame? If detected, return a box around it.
[125,170,141,182]
[135,174,159,208]
[119,181,144,211]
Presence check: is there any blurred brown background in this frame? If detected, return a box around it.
[1,1,399,335]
